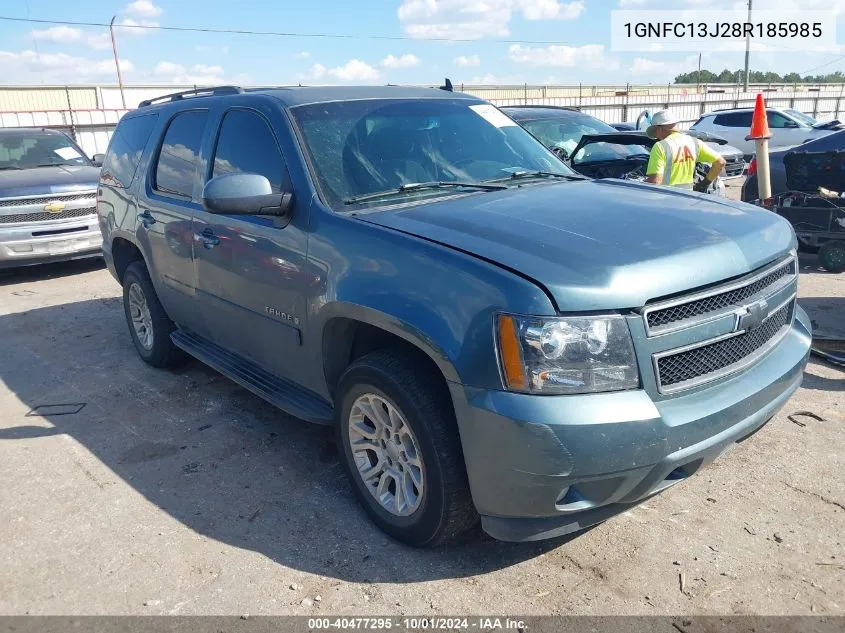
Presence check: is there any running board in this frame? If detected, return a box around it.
[171,330,334,425]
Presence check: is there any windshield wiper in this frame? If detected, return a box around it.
[0,166,23,170]
[31,163,76,168]
[487,170,585,183]
[343,181,507,205]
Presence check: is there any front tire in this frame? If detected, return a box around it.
[122,261,185,368]
[819,240,845,274]
[336,350,477,546]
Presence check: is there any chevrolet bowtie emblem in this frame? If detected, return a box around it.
[733,298,770,333]
[43,201,66,213]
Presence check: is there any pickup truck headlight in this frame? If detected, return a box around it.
[496,314,639,394]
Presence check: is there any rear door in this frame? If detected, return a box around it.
[192,105,310,379]
[710,112,754,155]
[137,109,209,331]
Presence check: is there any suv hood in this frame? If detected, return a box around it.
[0,165,100,199]
[360,179,795,311]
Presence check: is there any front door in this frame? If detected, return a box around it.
[138,109,209,332]
[192,107,310,381]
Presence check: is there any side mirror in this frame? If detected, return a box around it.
[202,173,293,218]
[783,121,800,129]
[92,154,105,167]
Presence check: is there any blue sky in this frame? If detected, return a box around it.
[0,0,843,86]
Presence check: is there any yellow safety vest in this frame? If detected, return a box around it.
[646,132,721,189]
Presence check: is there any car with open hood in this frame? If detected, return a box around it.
[503,106,735,193]
[97,85,811,545]
[0,127,103,269]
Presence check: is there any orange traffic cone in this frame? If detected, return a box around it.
[746,93,772,141]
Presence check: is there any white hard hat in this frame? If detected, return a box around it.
[646,109,679,139]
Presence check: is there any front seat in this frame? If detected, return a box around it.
[342,126,432,195]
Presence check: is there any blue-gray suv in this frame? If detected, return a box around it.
[97,85,812,546]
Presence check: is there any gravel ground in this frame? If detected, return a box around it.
[0,181,842,616]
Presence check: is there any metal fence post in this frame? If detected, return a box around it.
[578,83,582,107]
[64,86,77,142]
[665,83,670,109]
[813,92,819,119]
[524,83,528,104]
[622,83,630,123]
[837,83,844,119]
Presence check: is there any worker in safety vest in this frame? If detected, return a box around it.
[644,110,726,192]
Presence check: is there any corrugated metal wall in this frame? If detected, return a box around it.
[1,83,843,157]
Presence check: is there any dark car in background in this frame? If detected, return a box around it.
[0,128,103,269]
[742,129,845,202]
[611,121,746,179]
[503,107,729,193]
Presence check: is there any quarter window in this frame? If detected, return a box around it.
[154,110,209,198]
[101,113,158,189]
[211,109,287,192]
[713,112,753,128]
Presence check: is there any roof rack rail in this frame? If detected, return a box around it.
[138,85,244,107]
[502,104,581,112]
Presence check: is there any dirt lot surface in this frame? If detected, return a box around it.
[1,182,843,616]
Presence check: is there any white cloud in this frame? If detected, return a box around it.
[295,51,311,59]
[154,61,227,84]
[87,33,112,50]
[398,0,583,40]
[117,18,160,36]
[508,44,620,70]
[30,26,82,42]
[453,54,480,66]
[517,0,584,20]
[0,49,132,81]
[328,59,381,81]
[155,61,185,76]
[125,0,163,17]
[618,0,647,6]
[381,53,421,68]
[301,59,382,83]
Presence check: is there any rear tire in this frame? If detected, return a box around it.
[122,261,186,368]
[819,240,845,273]
[336,350,477,546]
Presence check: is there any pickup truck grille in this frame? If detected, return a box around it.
[723,157,745,177]
[0,206,96,224]
[655,298,795,391]
[0,192,97,224]
[644,257,796,334]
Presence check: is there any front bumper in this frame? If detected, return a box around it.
[0,216,102,269]
[450,307,812,542]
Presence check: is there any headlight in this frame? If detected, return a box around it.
[496,313,640,394]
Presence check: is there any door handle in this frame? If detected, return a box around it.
[137,210,156,228]
[194,229,220,249]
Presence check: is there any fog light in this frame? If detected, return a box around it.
[11,244,33,253]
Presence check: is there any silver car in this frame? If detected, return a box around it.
[0,128,102,269]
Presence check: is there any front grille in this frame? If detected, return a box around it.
[656,299,794,390]
[0,206,96,224]
[0,193,95,208]
[645,259,795,331]
[724,160,745,176]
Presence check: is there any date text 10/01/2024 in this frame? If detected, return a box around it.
[307,618,527,630]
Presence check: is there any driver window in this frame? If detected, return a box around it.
[767,111,791,129]
[211,109,288,193]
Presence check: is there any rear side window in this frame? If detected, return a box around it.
[211,109,287,193]
[101,113,158,189]
[713,112,753,128]
[154,110,209,198]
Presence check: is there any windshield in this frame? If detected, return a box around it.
[290,99,575,209]
[0,131,91,170]
[786,109,816,126]
[519,114,649,163]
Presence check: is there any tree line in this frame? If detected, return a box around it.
[674,69,845,84]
